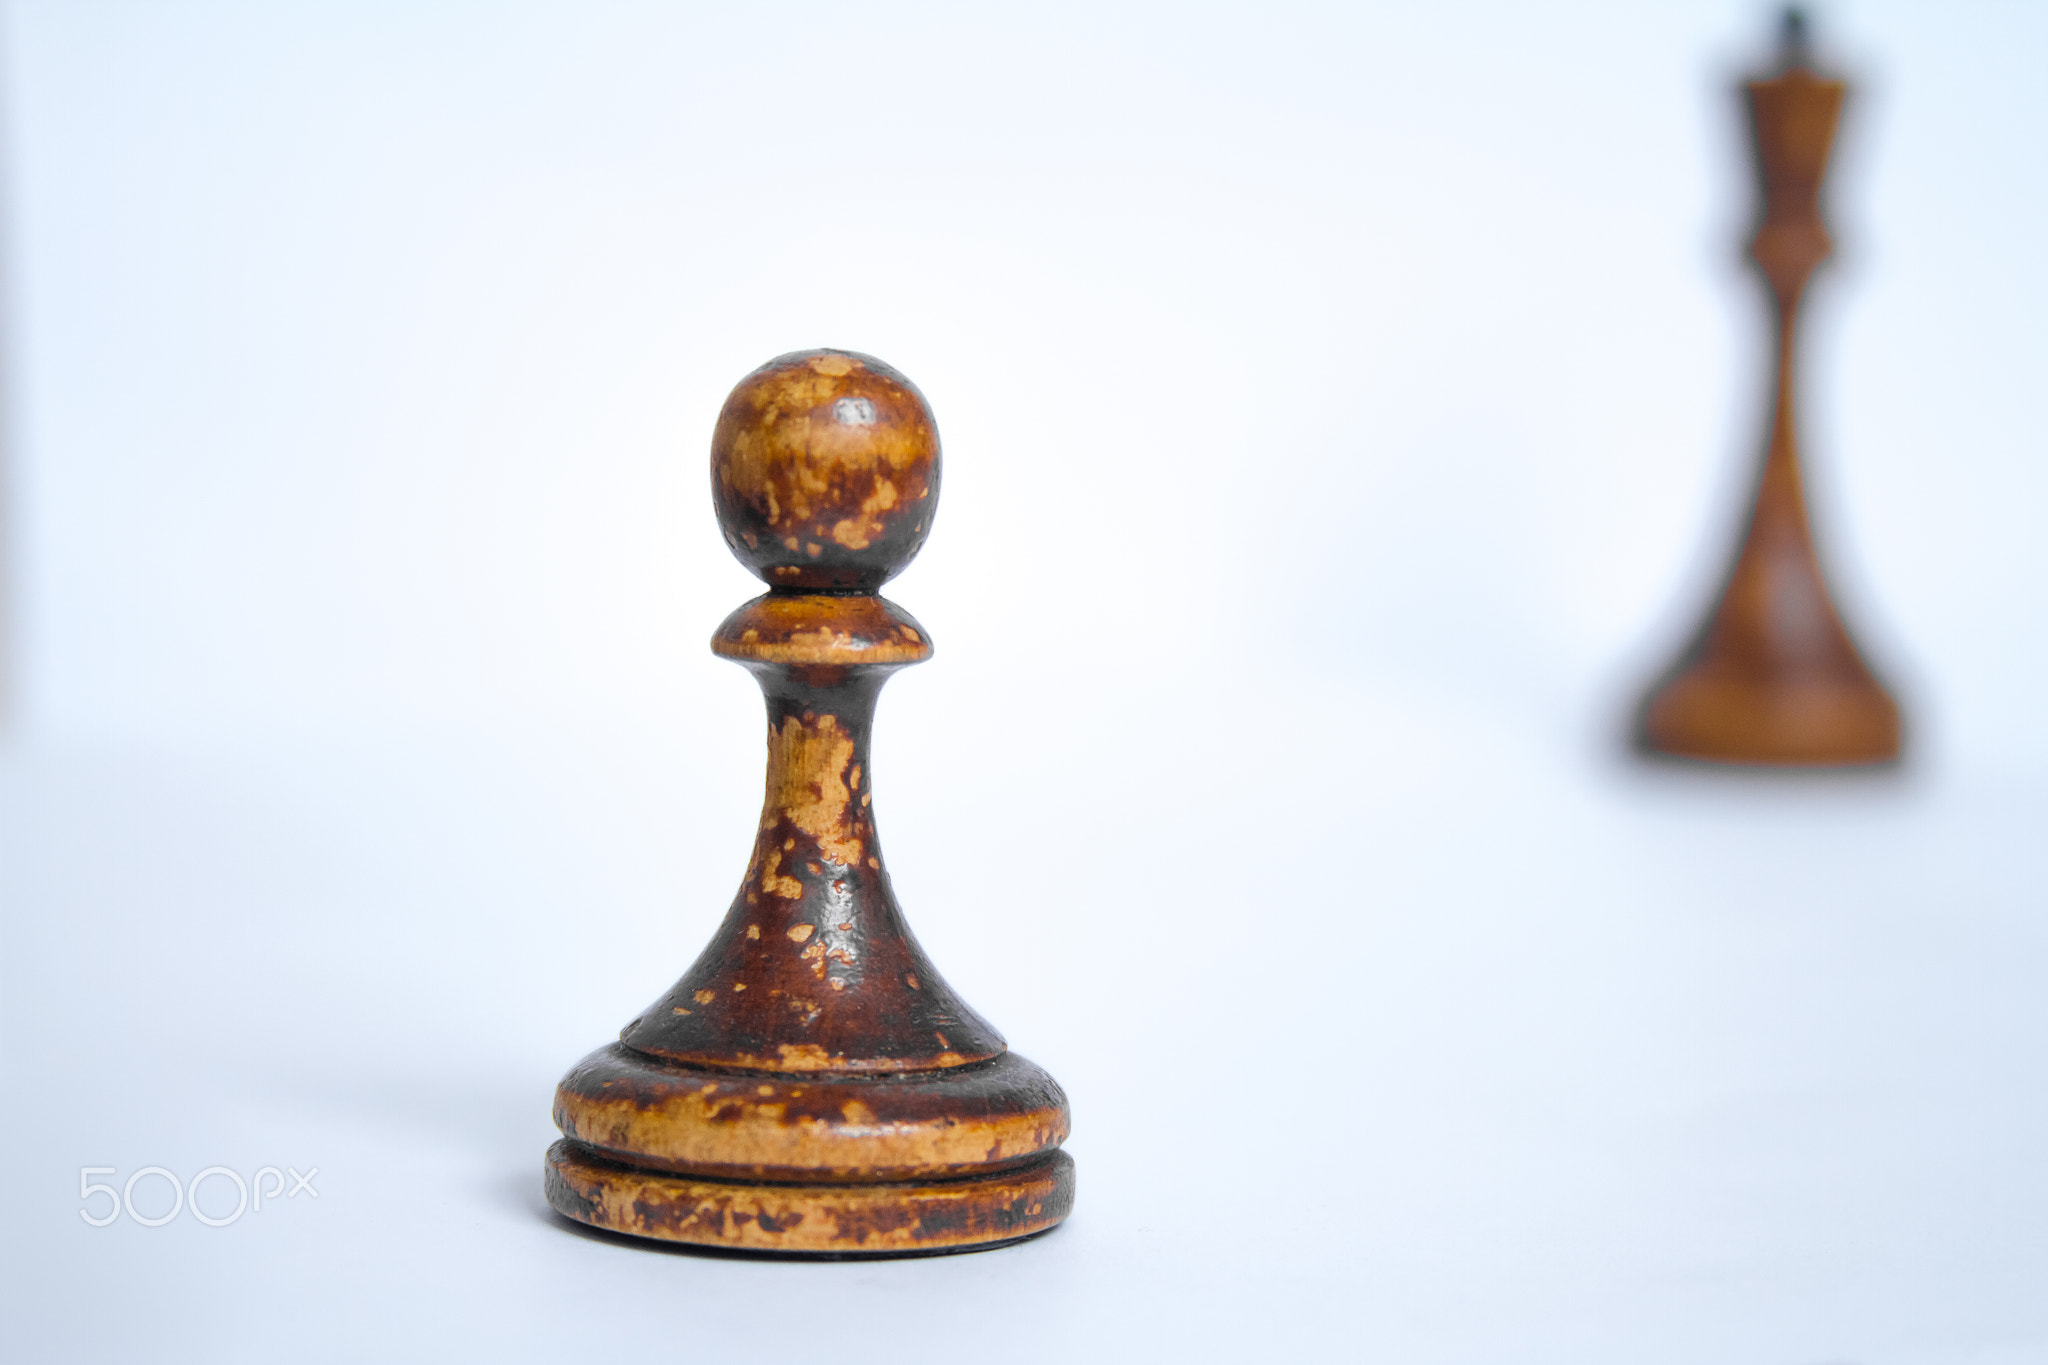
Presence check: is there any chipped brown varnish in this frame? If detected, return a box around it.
[713,593,932,667]
[618,650,1005,1075]
[712,350,939,592]
[548,347,1070,1256]
[555,1045,1068,1183]
[556,619,1059,1249]
[546,1142,1074,1256]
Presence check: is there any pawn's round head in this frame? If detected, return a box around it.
[711,349,940,592]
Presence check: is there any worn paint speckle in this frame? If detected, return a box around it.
[765,715,863,866]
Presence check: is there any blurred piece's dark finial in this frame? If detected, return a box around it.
[1779,7,1812,69]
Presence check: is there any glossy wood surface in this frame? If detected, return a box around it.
[1638,13,1902,766]
[711,350,939,592]
[546,349,1073,1254]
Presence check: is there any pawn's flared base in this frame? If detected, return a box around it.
[545,1140,1074,1256]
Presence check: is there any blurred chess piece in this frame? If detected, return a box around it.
[1637,9,1902,766]
[545,349,1074,1254]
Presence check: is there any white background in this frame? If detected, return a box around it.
[0,1,2042,1361]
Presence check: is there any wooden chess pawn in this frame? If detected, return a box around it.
[1638,9,1902,766]
[545,349,1074,1254]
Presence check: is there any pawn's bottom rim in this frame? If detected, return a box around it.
[544,1139,1073,1257]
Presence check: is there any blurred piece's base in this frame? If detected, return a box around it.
[1638,665,1901,767]
[544,1140,1074,1256]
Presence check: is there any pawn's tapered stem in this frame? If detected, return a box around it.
[618,597,1005,1074]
